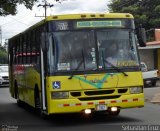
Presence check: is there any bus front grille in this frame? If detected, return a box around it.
[70,89,115,97]
[84,90,115,96]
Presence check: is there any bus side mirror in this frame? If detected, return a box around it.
[137,28,147,47]
[41,32,49,52]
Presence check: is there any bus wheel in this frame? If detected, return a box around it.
[15,82,23,107]
[34,87,48,119]
[34,87,41,113]
[108,108,120,116]
[14,81,18,99]
[17,98,23,107]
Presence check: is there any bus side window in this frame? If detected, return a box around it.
[13,41,17,65]
[21,35,24,64]
[35,30,40,66]
[23,41,27,64]
[26,32,31,64]
[17,40,20,64]
[31,30,36,64]
[14,43,17,65]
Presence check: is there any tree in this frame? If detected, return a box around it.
[0,0,38,16]
[109,0,160,30]
[0,45,8,64]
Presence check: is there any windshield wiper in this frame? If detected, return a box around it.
[68,50,85,79]
[68,59,84,79]
[102,51,128,76]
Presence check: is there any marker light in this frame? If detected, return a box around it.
[84,109,91,114]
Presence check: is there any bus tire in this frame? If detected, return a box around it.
[34,86,41,114]
[17,99,23,107]
[34,86,48,119]
[15,81,23,107]
[14,81,18,99]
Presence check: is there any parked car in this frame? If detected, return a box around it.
[0,65,9,87]
[141,62,159,87]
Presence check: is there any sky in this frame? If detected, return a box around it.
[0,0,110,45]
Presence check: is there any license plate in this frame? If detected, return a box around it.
[96,105,107,111]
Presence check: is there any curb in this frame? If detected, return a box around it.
[150,93,160,104]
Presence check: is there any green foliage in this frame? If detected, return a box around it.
[0,0,38,16]
[0,45,8,64]
[109,0,160,30]
[0,0,62,16]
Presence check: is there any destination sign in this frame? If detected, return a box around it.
[76,20,122,28]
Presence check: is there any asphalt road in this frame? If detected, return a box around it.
[0,87,160,131]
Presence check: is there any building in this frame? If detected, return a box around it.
[139,29,160,70]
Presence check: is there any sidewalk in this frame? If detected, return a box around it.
[144,80,160,105]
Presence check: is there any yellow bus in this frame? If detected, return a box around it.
[8,13,146,117]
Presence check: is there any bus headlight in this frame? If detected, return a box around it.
[130,87,143,94]
[51,92,69,99]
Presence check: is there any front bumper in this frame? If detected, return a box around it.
[0,79,9,87]
[48,93,144,114]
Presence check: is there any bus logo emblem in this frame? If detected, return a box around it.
[53,81,61,89]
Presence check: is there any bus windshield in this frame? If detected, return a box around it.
[48,29,139,73]
[50,31,97,72]
[97,29,139,69]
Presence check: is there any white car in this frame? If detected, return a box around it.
[140,62,159,86]
[0,65,9,87]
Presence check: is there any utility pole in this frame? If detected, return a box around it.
[37,0,54,18]
[0,26,2,46]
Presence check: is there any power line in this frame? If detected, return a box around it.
[7,16,29,26]
[36,0,67,18]
[1,14,31,26]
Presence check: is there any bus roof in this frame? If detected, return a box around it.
[46,13,133,21]
[9,13,133,40]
